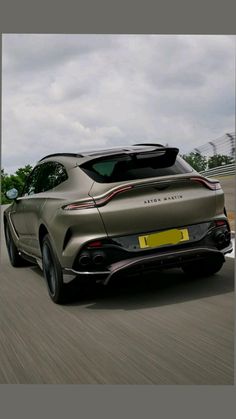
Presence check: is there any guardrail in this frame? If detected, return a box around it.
[200,163,235,177]
[190,132,235,157]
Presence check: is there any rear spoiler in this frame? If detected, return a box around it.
[80,147,179,169]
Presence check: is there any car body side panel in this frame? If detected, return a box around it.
[4,165,96,260]
[43,204,107,267]
[215,189,225,215]
[5,197,49,257]
[14,196,47,254]
[7,201,25,237]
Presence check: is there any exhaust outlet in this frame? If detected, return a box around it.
[92,251,105,265]
[79,252,91,266]
[214,230,227,246]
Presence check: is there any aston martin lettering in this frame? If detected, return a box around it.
[144,195,183,204]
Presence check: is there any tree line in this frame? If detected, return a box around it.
[182,153,234,173]
[1,165,33,204]
[1,153,235,204]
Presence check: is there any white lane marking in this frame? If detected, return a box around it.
[226,238,235,258]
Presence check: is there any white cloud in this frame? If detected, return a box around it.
[2,34,235,173]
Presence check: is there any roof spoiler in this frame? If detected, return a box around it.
[134,147,179,168]
[133,143,164,148]
[80,146,179,169]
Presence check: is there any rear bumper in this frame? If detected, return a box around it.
[64,242,232,284]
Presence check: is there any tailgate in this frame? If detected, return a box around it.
[89,175,221,237]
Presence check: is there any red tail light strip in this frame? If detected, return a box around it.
[63,201,95,210]
[62,185,133,210]
[87,240,103,248]
[95,185,133,206]
[190,176,221,190]
[215,220,227,226]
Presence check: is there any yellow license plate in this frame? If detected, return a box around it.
[138,228,189,249]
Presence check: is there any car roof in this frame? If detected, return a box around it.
[38,144,165,165]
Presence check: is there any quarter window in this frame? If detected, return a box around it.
[39,162,68,192]
[23,162,68,195]
[22,166,42,196]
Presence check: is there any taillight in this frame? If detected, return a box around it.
[87,240,103,248]
[214,219,230,232]
[190,176,221,190]
[95,185,133,206]
[62,185,133,210]
[215,220,227,227]
[62,199,95,210]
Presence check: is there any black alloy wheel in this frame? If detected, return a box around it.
[42,234,65,303]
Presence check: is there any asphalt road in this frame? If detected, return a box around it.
[0,208,234,384]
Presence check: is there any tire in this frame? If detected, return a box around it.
[4,221,27,267]
[182,258,224,277]
[42,234,65,304]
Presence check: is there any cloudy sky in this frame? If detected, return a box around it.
[2,34,235,174]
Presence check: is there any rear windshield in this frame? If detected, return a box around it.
[81,152,193,183]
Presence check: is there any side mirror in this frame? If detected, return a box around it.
[6,188,19,200]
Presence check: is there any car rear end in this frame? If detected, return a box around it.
[61,145,232,281]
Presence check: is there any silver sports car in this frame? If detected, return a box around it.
[4,144,232,303]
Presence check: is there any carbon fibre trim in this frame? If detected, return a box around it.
[103,246,227,284]
[65,244,232,284]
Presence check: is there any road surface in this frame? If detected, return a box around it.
[0,207,234,384]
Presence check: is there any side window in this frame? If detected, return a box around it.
[22,162,68,196]
[38,162,68,192]
[22,166,42,196]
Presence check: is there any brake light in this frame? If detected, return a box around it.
[62,185,133,210]
[215,220,227,226]
[190,177,221,190]
[87,240,103,248]
[62,200,95,210]
[95,185,133,206]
